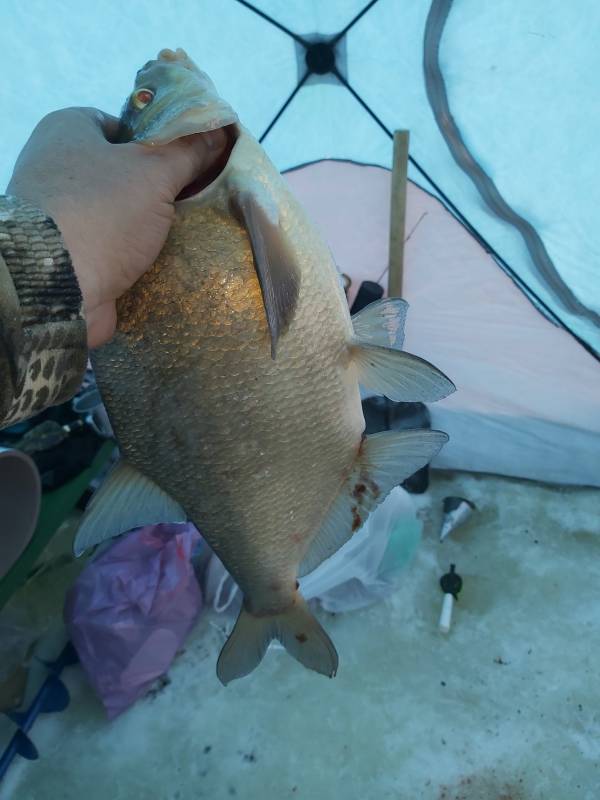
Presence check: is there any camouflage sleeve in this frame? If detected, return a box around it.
[0,196,87,429]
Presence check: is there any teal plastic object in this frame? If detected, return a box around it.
[0,448,41,582]
[378,513,422,579]
[0,440,115,611]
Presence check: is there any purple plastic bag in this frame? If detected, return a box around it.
[65,523,202,719]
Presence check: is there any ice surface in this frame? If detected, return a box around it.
[1,471,599,799]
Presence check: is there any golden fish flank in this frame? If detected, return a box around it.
[74,48,455,684]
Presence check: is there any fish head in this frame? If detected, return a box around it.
[119,48,238,145]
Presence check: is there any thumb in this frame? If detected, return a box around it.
[152,130,229,198]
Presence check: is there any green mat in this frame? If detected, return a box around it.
[0,440,115,611]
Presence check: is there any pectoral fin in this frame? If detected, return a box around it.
[231,182,300,358]
[73,461,186,556]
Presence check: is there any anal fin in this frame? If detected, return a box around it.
[299,429,448,576]
[73,461,186,556]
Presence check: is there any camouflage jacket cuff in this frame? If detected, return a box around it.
[0,195,87,428]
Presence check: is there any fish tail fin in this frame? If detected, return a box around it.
[216,593,338,685]
[350,297,455,402]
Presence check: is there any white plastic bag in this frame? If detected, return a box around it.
[300,486,421,612]
[201,486,421,616]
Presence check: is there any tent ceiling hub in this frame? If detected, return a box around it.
[305,41,336,75]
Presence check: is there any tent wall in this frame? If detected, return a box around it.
[2,0,599,352]
[285,160,600,487]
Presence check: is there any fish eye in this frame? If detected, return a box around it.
[132,88,154,110]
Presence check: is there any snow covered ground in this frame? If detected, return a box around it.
[1,470,598,800]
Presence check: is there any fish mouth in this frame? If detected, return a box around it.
[133,102,238,146]
[176,123,238,201]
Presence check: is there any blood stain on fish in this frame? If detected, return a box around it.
[352,482,366,499]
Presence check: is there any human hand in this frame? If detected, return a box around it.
[7,107,226,347]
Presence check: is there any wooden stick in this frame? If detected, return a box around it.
[388,130,410,297]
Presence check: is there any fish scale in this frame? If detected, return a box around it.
[93,199,363,609]
[77,48,454,683]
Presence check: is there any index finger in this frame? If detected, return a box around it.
[36,107,121,144]
[70,107,121,143]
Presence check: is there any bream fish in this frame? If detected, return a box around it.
[75,48,455,684]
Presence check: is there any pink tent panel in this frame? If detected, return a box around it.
[285,160,600,486]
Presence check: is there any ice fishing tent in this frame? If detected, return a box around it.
[2,5,600,799]
[2,0,599,486]
[285,161,600,486]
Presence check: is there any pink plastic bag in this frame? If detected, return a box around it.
[64,523,202,719]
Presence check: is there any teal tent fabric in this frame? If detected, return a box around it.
[1,0,598,353]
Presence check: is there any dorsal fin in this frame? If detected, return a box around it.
[73,461,186,556]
